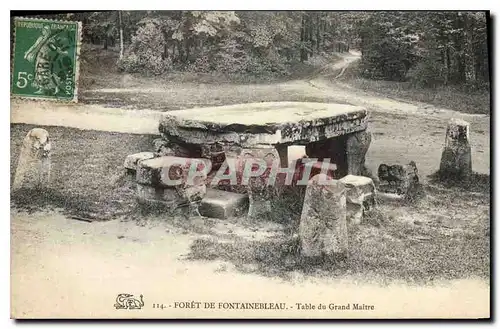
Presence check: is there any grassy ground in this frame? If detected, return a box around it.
[187,183,490,285]
[338,61,491,115]
[10,124,156,219]
[10,123,490,284]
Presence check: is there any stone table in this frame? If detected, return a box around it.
[159,102,371,177]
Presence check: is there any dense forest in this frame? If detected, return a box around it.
[38,11,491,90]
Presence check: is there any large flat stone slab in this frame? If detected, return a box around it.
[199,189,249,219]
[159,102,368,147]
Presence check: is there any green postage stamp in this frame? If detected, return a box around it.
[11,17,82,102]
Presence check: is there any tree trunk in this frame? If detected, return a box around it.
[444,47,450,85]
[464,14,474,83]
[163,44,168,60]
[185,39,190,63]
[480,41,490,82]
[177,40,184,62]
[316,13,321,52]
[300,13,307,62]
[308,14,314,57]
[118,11,124,60]
[451,14,466,84]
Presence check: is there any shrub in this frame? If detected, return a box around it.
[186,55,211,73]
[360,38,410,81]
[118,19,172,75]
[407,58,445,88]
[212,39,249,73]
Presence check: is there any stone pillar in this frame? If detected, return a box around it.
[200,143,226,172]
[305,130,371,178]
[247,175,273,219]
[241,147,280,219]
[275,144,288,168]
[439,119,472,180]
[345,130,372,176]
[12,128,52,190]
[208,145,243,193]
[339,175,377,225]
[299,175,348,262]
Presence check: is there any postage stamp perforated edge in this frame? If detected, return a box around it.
[10,16,83,103]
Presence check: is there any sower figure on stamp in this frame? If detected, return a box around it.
[12,128,52,190]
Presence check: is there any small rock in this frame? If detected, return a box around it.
[377,161,421,199]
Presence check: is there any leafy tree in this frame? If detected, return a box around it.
[357,11,489,89]
[74,10,489,87]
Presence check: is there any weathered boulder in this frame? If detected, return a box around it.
[339,174,376,224]
[135,156,209,217]
[136,156,210,187]
[152,138,175,156]
[12,128,52,190]
[439,119,472,180]
[136,183,206,217]
[377,161,419,197]
[299,175,348,260]
[136,183,182,206]
[124,152,155,172]
[155,139,193,158]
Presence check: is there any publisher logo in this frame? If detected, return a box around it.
[114,293,144,310]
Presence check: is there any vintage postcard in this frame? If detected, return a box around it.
[10,11,490,319]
